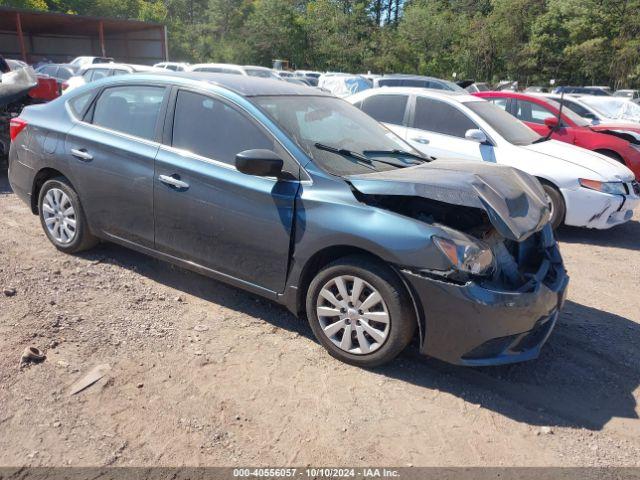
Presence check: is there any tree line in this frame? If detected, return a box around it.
[4,0,640,88]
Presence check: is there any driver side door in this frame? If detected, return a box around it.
[153,89,300,293]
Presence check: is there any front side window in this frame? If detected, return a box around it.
[92,85,165,141]
[172,91,273,165]
[514,100,554,125]
[413,97,477,137]
[361,94,408,126]
[559,99,593,119]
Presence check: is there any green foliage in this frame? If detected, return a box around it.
[3,0,640,87]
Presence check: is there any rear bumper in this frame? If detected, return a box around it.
[562,186,639,229]
[401,246,569,366]
[7,142,34,206]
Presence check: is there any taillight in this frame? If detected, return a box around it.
[61,81,69,91]
[9,118,28,142]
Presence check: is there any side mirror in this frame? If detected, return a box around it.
[464,128,488,143]
[544,116,559,129]
[235,149,284,178]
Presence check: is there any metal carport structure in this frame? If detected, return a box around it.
[0,6,168,65]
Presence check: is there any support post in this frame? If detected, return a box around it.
[98,20,106,57]
[16,13,27,63]
[162,25,169,61]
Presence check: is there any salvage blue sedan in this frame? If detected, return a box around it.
[8,73,569,367]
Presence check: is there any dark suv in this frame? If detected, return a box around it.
[8,72,568,367]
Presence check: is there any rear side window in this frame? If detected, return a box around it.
[413,97,477,137]
[110,69,128,77]
[361,94,408,126]
[92,85,165,141]
[560,99,591,118]
[172,90,273,165]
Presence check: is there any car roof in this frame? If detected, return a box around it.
[82,63,155,71]
[190,63,244,71]
[125,71,331,97]
[355,86,479,103]
[377,74,443,81]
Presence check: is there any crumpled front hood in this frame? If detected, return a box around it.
[347,159,550,242]
[522,139,635,181]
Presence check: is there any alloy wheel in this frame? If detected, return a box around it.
[42,188,77,244]
[316,275,390,355]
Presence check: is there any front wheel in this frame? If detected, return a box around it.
[542,183,566,230]
[306,255,416,367]
[38,177,98,253]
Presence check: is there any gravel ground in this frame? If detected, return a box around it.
[0,169,639,467]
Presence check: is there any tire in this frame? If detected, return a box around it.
[541,182,565,230]
[38,177,98,253]
[306,255,416,368]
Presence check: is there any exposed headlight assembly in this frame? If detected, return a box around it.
[579,178,626,195]
[432,235,494,276]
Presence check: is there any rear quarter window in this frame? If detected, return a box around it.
[68,91,94,118]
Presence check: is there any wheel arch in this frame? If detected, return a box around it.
[293,245,424,345]
[594,148,625,164]
[30,167,75,214]
[535,176,567,227]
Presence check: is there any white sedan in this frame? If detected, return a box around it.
[347,87,640,229]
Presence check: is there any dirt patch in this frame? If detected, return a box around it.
[0,170,639,466]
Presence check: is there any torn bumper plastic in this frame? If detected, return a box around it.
[562,185,640,229]
[401,243,569,366]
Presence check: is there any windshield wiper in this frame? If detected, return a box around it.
[362,149,429,164]
[532,136,550,144]
[314,143,377,170]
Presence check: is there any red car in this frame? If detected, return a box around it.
[474,91,640,180]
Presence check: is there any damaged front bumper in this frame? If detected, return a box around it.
[401,237,569,366]
[563,185,640,229]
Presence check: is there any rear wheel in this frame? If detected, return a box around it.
[306,255,416,367]
[38,177,98,253]
[541,182,565,230]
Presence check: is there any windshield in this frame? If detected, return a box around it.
[245,68,277,79]
[465,100,541,146]
[253,95,422,175]
[580,97,640,121]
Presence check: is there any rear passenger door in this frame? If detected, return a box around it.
[153,89,299,293]
[65,84,169,248]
